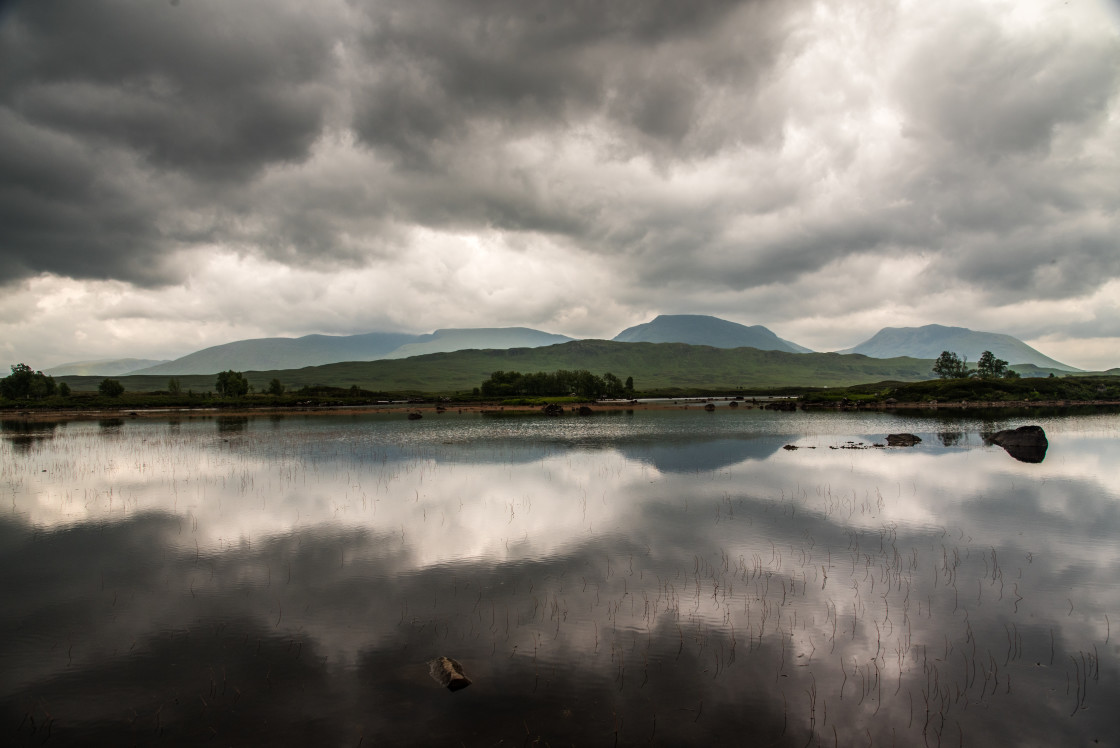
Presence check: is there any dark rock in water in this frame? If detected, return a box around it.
[783,444,798,450]
[763,400,797,411]
[729,401,739,408]
[429,656,471,691]
[704,403,716,411]
[886,433,921,447]
[987,425,1048,463]
[541,403,564,416]
[577,406,594,416]
[407,412,422,420]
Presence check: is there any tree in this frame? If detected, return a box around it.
[601,373,624,398]
[932,351,971,379]
[624,376,634,394]
[1,363,57,400]
[98,379,124,397]
[168,378,182,396]
[975,350,1009,379]
[267,378,285,396]
[215,370,249,398]
[58,382,71,397]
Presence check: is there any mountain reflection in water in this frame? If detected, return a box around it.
[1,410,1118,746]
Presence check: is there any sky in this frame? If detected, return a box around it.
[1,0,1119,371]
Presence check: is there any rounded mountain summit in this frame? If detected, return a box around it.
[611,315,813,354]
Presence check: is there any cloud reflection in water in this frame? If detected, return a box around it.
[1,410,1118,745]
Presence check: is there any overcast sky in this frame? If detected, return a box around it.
[2,0,1118,371]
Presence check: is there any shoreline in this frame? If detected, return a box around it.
[4,398,1120,423]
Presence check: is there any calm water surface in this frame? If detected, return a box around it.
[2,408,1119,746]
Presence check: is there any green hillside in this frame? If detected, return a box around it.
[57,340,939,394]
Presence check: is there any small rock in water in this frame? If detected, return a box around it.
[886,433,921,447]
[429,656,471,692]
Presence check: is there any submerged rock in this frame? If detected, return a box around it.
[541,403,564,416]
[987,425,1048,463]
[407,412,422,420]
[886,433,921,447]
[429,656,471,692]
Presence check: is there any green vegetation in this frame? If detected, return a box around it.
[932,351,972,379]
[1,364,57,400]
[480,370,634,399]
[98,379,125,397]
[215,370,250,398]
[7,341,1111,412]
[975,350,1012,379]
[801,375,1120,405]
[932,350,1018,380]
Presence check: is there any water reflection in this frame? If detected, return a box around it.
[1,410,1117,746]
[217,416,249,433]
[0,419,59,453]
[937,430,964,447]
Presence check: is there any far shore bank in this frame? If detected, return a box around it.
[4,397,1120,423]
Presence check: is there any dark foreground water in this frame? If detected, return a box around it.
[2,408,1118,746]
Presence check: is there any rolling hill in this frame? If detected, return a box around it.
[130,332,421,375]
[612,315,812,353]
[44,358,170,376]
[838,325,1078,371]
[380,327,573,359]
[129,327,574,375]
[58,340,938,394]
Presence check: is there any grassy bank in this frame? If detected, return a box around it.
[801,375,1120,405]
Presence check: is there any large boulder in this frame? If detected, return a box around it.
[987,425,1048,463]
[886,433,921,447]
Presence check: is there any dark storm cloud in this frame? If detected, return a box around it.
[0,0,338,285]
[351,0,787,163]
[1,0,333,177]
[1,0,1117,321]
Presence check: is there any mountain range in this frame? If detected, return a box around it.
[838,325,1080,372]
[48,314,1079,375]
[56,341,940,394]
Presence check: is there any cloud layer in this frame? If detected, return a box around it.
[2,0,1118,369]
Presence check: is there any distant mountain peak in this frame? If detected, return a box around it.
[613,314,812,353]
[839,324,1078,371]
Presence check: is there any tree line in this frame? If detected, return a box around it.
[1,365,285,402]
[932,350,1020,380]
[479,370,634,399]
